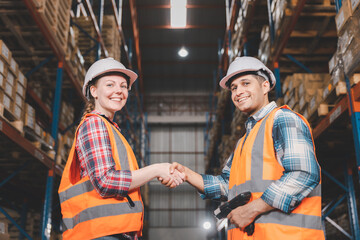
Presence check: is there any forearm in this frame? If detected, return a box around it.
[184,167,205,193]
[129,164,162,190]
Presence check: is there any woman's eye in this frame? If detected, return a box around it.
[121,85,128,89]
[107,84,113,87]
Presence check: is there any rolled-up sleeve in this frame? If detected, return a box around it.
[200,153,233,201]
[76,116,132,198]
[261,109,320,213]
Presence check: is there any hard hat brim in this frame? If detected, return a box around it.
[219,68,276,90]
[82,68,138,98]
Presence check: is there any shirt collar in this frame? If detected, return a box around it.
[91,110,120,129]
[245,101,277,129]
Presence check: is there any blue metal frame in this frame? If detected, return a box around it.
[273,62,282,99]
[267,0,275,43]
[96,0,104,60]
[42,62,63,240]
[70,20,98,43]
[285,54,312,73]
[322,164,360,239]
[0,207,32,240]
[19,200,28,240]
[25,56,53,78]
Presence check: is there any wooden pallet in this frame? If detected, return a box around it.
[0,103,23,134]
[23,126,55,159]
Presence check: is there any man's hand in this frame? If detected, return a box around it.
[227,198,274,229]
[157,163,186,188]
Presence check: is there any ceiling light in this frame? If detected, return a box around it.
[171,0,187,28]
[178,47,188,57]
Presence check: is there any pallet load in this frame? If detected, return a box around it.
[282,73,331,123]
[0,40,25,133]
[34,0,72,53]
[270,0,298,40]
[73,16,96,68]
[258,25,271,65]
[0,219,9,240]
[101,15,122,61]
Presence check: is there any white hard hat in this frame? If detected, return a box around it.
[83,57,138,99]
[219,56,276,90]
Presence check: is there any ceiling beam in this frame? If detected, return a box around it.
[142,60,217,65]
[137,4,224,9]
[140,25,224,29]
[129,0,144,97]
[140,43,217,48]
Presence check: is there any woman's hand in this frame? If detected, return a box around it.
[157,163,186,188]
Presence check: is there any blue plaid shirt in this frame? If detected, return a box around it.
[201,101,321,213]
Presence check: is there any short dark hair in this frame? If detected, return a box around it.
[225,71,267,89]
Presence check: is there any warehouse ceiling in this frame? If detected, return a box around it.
[121,0,226,95]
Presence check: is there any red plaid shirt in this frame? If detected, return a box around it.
[76,111,139,239]
[76,111,132,198]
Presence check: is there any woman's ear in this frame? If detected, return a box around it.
[90,85,98,99]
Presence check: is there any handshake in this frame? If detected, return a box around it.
[156,162,187,188]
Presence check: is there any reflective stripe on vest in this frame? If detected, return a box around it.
[228,106,324,239]
[62,201,143,230]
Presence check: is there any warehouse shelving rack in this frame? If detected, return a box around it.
[207,0,360,239]
[0,0,149,239]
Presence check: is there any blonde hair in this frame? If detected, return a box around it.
[81,79,98,120]
[81,98,95,120]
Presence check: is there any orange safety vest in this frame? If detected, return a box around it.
[228,106,324,240]
[58,113,144,240]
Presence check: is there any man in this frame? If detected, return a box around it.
[167,56,325,239]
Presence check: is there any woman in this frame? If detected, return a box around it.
[59,58,184,240]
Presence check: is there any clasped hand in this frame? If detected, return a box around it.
[157,162,186,188]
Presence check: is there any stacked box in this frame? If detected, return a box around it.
[271,0,297,38]
[56,131,74,167]
[60,101,75,127]
[73,17,97,67]
[24,103,36,130]
[101,16,122,61]
[298,74,329,113]
[351,0,360,13]
[12,71,27,120]
[38,0,71,53]
[258,25,271,64]
[342,12,360,75]
[0,40,12,65]
[335,0,353,34]
[0,220,9,240]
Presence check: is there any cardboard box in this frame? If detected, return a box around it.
[24,113,35,129]
[0,74,4,90]
[17,71,27,87]
[15,94,24,109]
[24,103,35,117]
[350,0,360,13]
[4,81,14,98]
[335,0,353,34]
[15,82,26,98]
[12,104,22,120]
[0,58,5,76]
[0,40,11,64]
[343,34,360,74]
[9,57,18,76]
[328,52,338,74]
[350,73,360,85]
[6,71,15,86]
[0,91,13,110]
